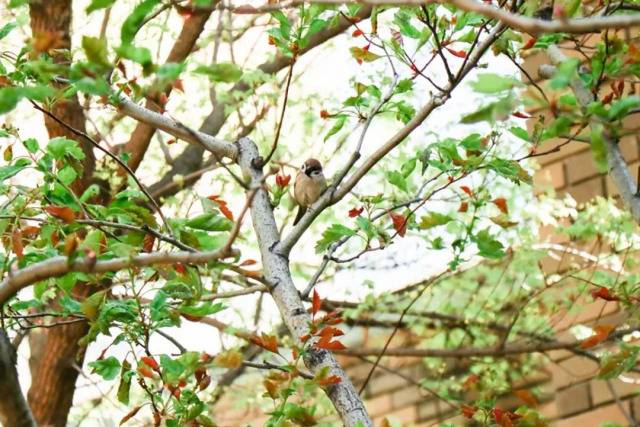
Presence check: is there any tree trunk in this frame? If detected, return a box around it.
[27,2,95,425]
[0,331,36,427]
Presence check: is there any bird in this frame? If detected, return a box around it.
[293,158,327,225]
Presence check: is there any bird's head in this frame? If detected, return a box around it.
[301,158,323,178]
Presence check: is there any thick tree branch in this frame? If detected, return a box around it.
[233,0,640,36]
[0,248,236,306]
[235,137,372,426]
[0,331,35,427]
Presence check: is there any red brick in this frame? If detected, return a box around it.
[563,176,604,204]
[591,379,640,405]
[557,401,631,427]
[534,139,590,167]
[620,135,639,162]
[555,382,591,417]
[368,372,410,396]
[546,357,599,391]
[391,385,429,409]
[374,405,417,425]
[565,150,600,184]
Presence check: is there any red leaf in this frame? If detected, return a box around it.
[119,405,142,425]
[521,38,537,50]
[175,262,186,275]
[11,229,23,260]
[171,79,184,92]
[44,205,75,224]
[240,259,257,266]
[137,366,155,379]
[312,289,321,317]
[250,334,279,353]
[514,389,538,406]
[460,186,473,196]
[320,109,330,119]
[580,324,615,349]
[217,203,234,221]
[348,206,364,218]
[602,93,614,105]
[458,202,469,213]
[275,174,291,188]
[492,198,508,214]
[141,356,159,370]
[314,335,346,350]
[352,29,363,37]
[317,326,344,338]
[317,375,342,386]
[446,47,467,58]
[461,404,477,419]
[389,212,407,237]
[512,111,531,119]
[142,234,155,253]
[166,138,177,145]
[462,374,479,390]
[21,226,41,238]
[591,287,619,301]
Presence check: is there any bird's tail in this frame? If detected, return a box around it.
[293,206,307,226]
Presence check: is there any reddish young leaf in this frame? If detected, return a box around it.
[275,174,291,188]
[462,374,479,390]
[446,47,467,58]
[268,35,276,46]
[141,356,159,371]
[521,38,537,50]
[352,29,363,37]
[119,405,142,425]
[317,326,344,338]
[217,203,234,221]
[320,109,330,119]
[171,79,184,92]
[21,226,41,238]
[511,111,531,119]
[580,324,615,349]
[461,404,477,419]
[137,366,155,379]
[591,287,619,301]
[239,259,257,266]
[492,198,508,214]
[514,389,538,406]
[460,186,473,196]
[317,375,342,387]
[312,289,321,317]
[166,138,176,145]
[44,205,75,224]
[389,212,407,237]
[348,206,364,217]
[175,262,186,275]
[314,335,346,351]
[64,234,78,256]
[250,334,279,353]
[602,93,614,105]
[142,234,155,253]
[458,202,469,213]
[11,229,23,260]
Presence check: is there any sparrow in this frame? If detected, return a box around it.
[293,158,327,225]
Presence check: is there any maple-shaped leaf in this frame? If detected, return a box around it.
[349,46,381,63]
[251,334,279,353]
[581,325,615,349]
[461,404,477,419]
[348,206,364,217]
[389,212,407,237]
[44,205,75,223]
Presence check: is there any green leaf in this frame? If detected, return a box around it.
[324,115,347,142]
[461,97,516,124]
[47,137,85,161]
[271,10,291,40]
[474,229,505,259]
[387,170,408,192]
[590,123,608,173]
[193,63,242,83]
[87,0,116,13]
[401,158,417,178]
[82,36,111,68]
[117,360,133,404]
[89,356,121,380]
[0,158,30,181]
[419,212,452,229]
[179,302,225,317]
[58,165,78,185]
[355,217,376,239]
[470,73,523,93]
[121,0,159,45]
[23,138,39,153]
[316,224,356,253]
[349,47,381,63]
[598,344,640,379]
[185,213,232,232]
[0,22,17,40]
[115,44,153,69]
[608,96,640,120]
[509,126,529,141]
